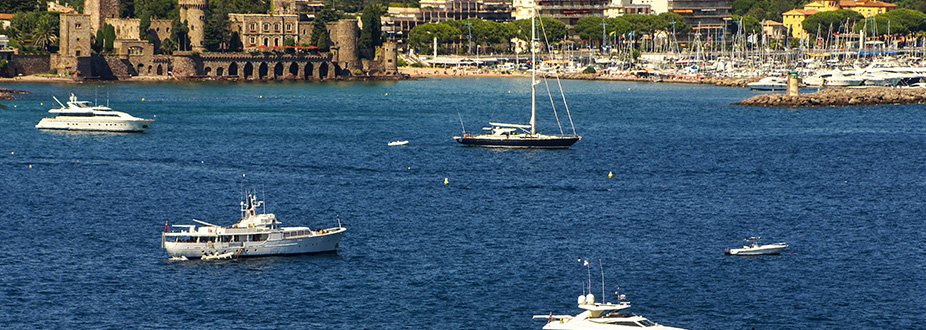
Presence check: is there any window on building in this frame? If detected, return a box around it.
[263,23,270,32]
[249,37,256,45]
[286,23,293,32]
[75,50,81,56]
[274,23,280,32]
[75,22,81,28]
[250,23,257,32]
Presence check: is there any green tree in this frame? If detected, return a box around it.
[170,17,189,51]
[802,9,863,36]
[574,17,610,45]
[103,23,116,52]
[872,8,926,35]
[283,36,295,54]
[160,37,177,53]
[0,0,38,13]
[139,11,151,41]
[309,7,339,51]
[32,14,58,52]
[359,4,384,50]
[408,22,460,53]
[203,9,230,51]
[508,17,567,43]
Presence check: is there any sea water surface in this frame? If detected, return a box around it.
[0,79,923,329]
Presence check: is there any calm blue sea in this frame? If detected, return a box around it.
[0,79,923,329]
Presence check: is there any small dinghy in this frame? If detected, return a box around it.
[388,140,409,146]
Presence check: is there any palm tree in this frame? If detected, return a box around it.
[32,16,57,52]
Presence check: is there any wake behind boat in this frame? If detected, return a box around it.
[724,237,788,256]
[161,190,345,259]
[453,1,580,149]
[35,93,153,132]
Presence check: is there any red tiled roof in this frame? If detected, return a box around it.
[0,13,15,20]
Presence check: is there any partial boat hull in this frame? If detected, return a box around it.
[36,117,153,132]
[455,135,580,148]
[162,227,345,259]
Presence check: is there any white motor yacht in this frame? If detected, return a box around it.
[724,237,788,256]
[533,293,686,330]
[36,93,153,132]
[161,190,346,259]
[747,77,787,91]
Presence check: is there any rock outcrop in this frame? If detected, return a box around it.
[734,87,926,107]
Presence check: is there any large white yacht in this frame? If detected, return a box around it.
[533,293,687,330]
[35,93,153,132]
[161,191,346,259]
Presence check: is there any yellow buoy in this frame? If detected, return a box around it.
[608,171,613,178]
[627,88,630,91]
[443,177,449,185]
[13,105,16,108]
[385,93,388,96]
[141,98,145,101]
[29,164,32,168]
[259,95,263,98]
[40,102,43,105]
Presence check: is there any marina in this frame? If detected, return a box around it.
[0,80,923,328]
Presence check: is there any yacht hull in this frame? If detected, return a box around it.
[162,228,345,259]
[455,135,580,148]
[36,117,153,132]
[724,244,787,256]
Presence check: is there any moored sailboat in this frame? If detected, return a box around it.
[454,1,580,148]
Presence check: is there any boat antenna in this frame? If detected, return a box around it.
[52,96,64,108]
[599,259,605,304]
[586,259,592,303]
[261,183,266,215]
[337,213,342,229]
[457,111,466,134]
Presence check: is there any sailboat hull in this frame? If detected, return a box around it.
[455,135,580,148]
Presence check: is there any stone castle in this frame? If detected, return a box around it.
[2,0,399,80]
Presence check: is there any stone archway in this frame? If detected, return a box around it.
[216,67,224,76]
[204,67,212,75]
[288,62,298,77]
[136,63,143,75]
[243,62,254,79]
[258,62,268,79]
[318,62,328,79]
[229,62,239,76]
[147,65,152,74]
[273,62,284,78]
[156,64,163,75]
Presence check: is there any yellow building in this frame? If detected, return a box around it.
[782,0,897,39]
[840,0,897,18]
[783,9,818,39]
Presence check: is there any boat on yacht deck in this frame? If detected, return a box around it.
[724,237,788,256]
[35,93,153,132]
[161,190,346,259]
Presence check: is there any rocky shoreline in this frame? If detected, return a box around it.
[734,87,926,107]
[0,88,30,100]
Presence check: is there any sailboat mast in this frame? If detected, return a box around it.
[530,0,536,135]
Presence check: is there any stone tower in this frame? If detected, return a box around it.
[382,42,397,74]
[84,0,120,31]
[58,14,92,74]
[328,19,360,72]
[179,0,208,52]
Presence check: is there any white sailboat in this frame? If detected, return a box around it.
[454,1,580,148]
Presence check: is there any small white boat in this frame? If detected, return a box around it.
[725,237,788,256]
[388,140,408,146]
[747,77,787,91]
[167,256,188,261]
[36,93,153,132]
